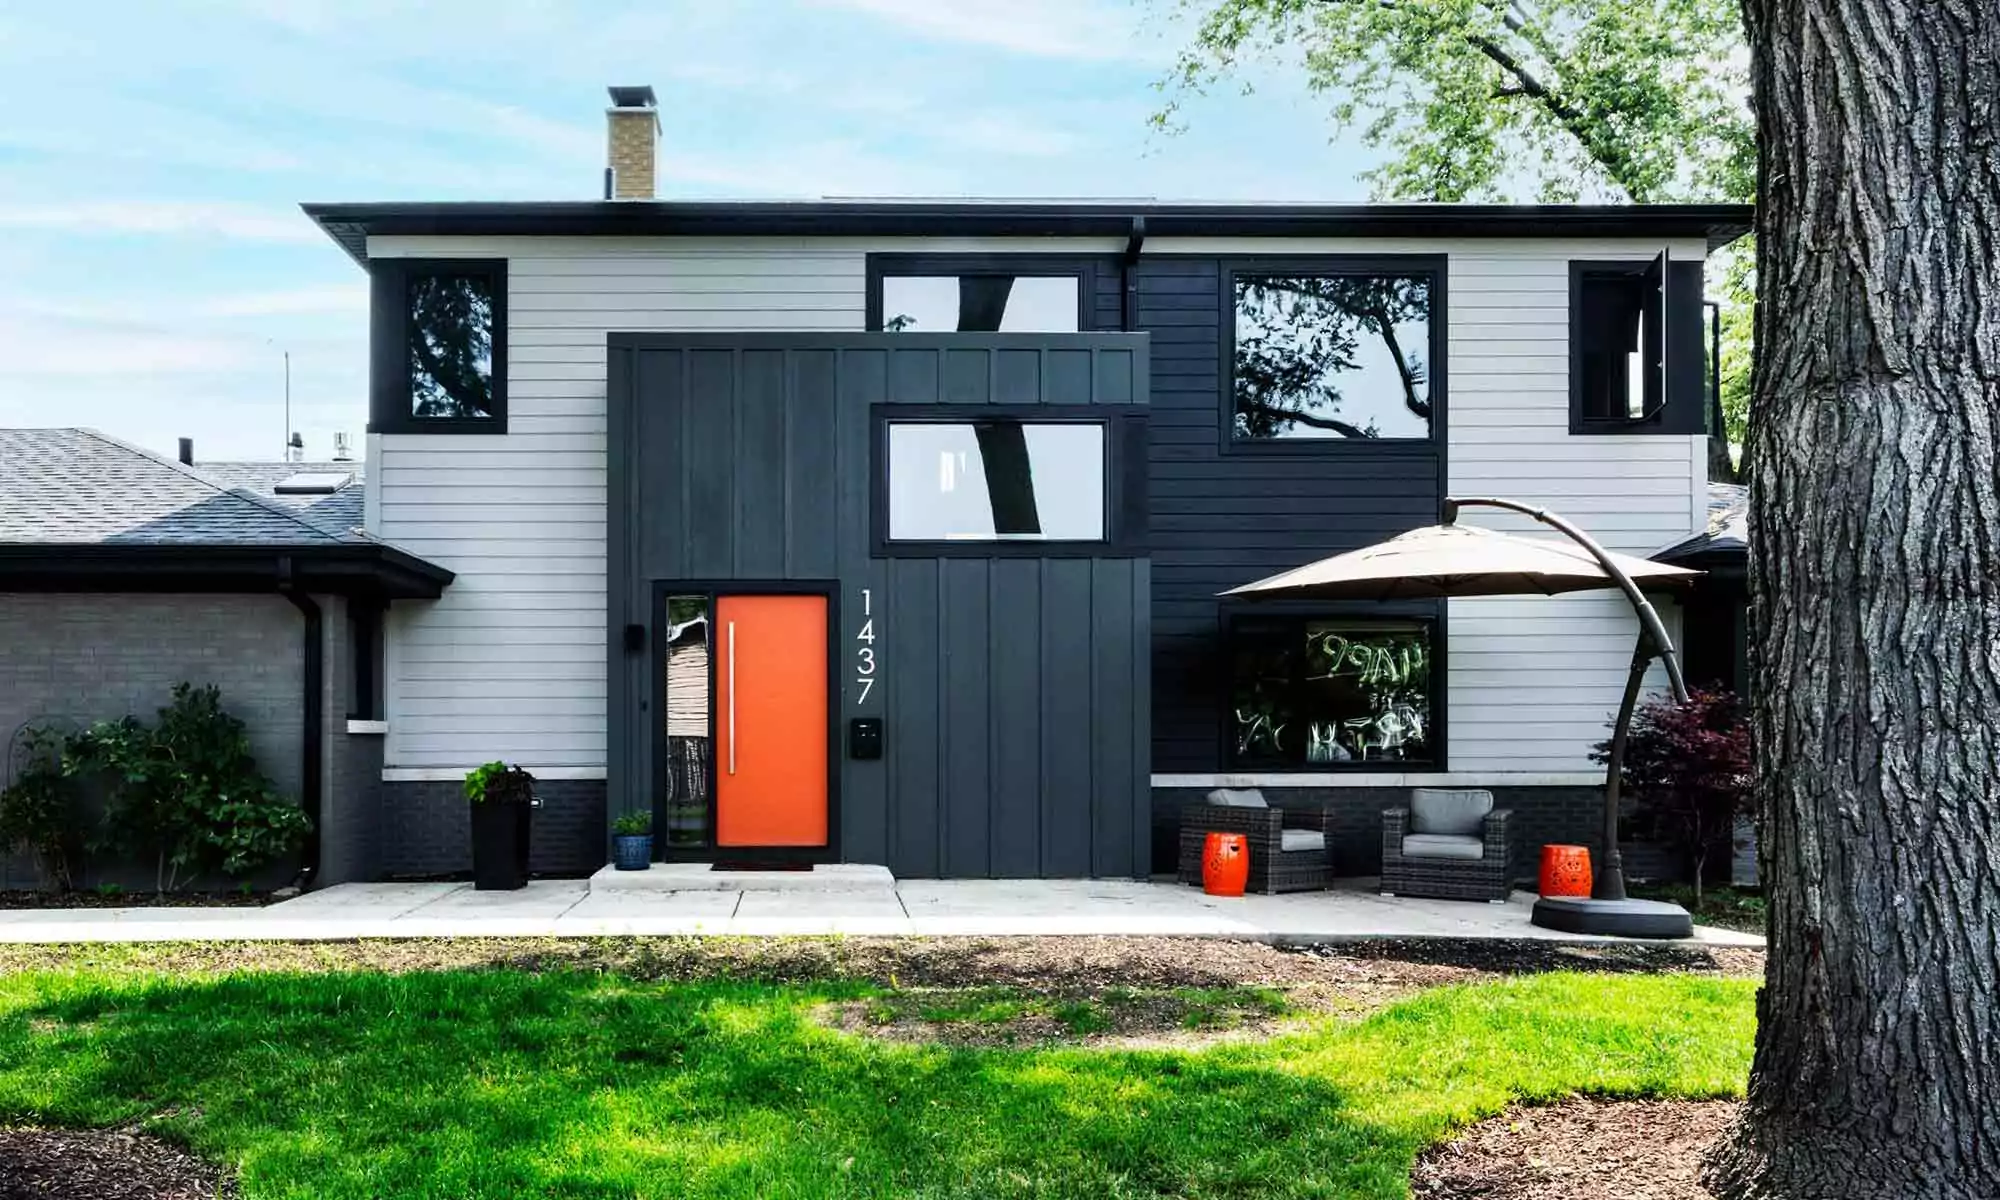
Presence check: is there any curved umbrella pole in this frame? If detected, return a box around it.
[1446,496,1691,902]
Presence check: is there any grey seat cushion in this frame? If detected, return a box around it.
[1402,833,1485,861]
[1409,788,1493,836]
[1279,828,1325,853]
[1206,788,1269,808]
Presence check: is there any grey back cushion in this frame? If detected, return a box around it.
[1409,788,1493,836]
[1206,788,1269,809]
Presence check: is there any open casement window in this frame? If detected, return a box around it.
[1228,615,1439,769]
[867,255,1093,333]
[1228,264,1442,445]
[1569,253,1706,435]
[369,258,507,433]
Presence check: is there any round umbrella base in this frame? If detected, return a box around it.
[1530,896,1694,939]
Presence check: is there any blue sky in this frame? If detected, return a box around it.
[0,0,1373,462]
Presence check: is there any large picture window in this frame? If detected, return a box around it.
[369,258,507,434]
[886,420,1105,542]
[1228,616,1437,768]
[1231,268,1438,442]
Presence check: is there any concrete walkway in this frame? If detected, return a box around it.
[0,876,1764,946]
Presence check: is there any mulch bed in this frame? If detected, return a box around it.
[1412,1097,1742,1199]
[0,1128,234,1200]
[0,890,278,910]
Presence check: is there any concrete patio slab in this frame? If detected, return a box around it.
[589,862,896,892]
[0,878,1765,947]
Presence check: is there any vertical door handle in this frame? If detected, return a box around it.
[727,619,737,776]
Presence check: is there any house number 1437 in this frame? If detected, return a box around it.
[855,588,876,704]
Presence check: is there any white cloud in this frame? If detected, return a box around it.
[0,318,253,376]
[812,0,1157,61]
[0,201,321,243]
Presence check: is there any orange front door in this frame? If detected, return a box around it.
[714,595,829,848]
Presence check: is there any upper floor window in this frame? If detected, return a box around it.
[885,420,1105,542]
[369,258,507,434]
[868,255,1091,333]
[1231,268,1438,443]
[1569,253,1706,436]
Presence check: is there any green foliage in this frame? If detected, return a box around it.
[1593,687,1752,905]
[0,966,1754,1198]
[2,686,306,893]
[463,761,536,805]
[75,684,310,890]
[0,726,84,890]
[1158,0,1757,462]
[611,810,653,837]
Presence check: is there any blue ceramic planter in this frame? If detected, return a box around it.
[613,834,653,871]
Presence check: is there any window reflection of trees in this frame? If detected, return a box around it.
[1231,622,1432,766]
[408,274,495,419]
[1233,275,1432,439]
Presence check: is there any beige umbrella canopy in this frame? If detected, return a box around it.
[1223,521,1699,602]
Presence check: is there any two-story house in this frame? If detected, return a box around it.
[300,86,1750,883]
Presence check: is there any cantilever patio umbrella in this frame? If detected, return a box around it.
[1223,497,1701,937]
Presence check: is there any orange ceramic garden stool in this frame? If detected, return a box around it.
[1202,832,1250,897]
[1539,844,1594,898]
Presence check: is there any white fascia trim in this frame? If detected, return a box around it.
[1151,772,1606,789]
[383,766,608,783]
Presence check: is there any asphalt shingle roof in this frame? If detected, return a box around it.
[0,429,362,547]
[1654,482,1748,562]
[193,460,366,539]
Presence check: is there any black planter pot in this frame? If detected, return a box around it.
[470,799,532,890]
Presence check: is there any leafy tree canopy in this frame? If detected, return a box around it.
[1156,0,1755,448]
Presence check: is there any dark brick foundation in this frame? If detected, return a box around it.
[378,779,607,878]
[1152,785,1681,884]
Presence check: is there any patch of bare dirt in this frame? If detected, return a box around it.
[0,1127,235,1200]
[1412,1097,1741,1200]
[0,935,1763,990]
[0,890,276,910]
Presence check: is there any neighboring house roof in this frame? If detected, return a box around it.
[302,199,1756,267]
[195,460,366,540]
[0,429,448,598]
[1654,482,1747,569]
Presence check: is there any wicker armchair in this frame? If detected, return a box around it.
[1178,792,1333,894]
[1380,788,1513,902]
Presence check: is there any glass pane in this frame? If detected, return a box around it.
[1233,274,1432,440]
[881,275,1079,333]
[661,594,712,848]
[407,272,495,418]
[1230,619,1433,766]
[887,422,1104,541]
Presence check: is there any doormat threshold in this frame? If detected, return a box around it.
[711,861,813,872]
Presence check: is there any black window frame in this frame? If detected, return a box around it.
[1568,255,1707,436]
[865,253,1098,334]
[368,257,508,435]
[869,403,1148,559]
[1221,255,1448,456]
[1217,600,1447,772]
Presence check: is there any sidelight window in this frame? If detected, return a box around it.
[1227,616,1437,768]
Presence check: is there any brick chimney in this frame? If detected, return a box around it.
[605,86,659,200]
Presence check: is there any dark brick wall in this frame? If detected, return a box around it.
[378,779,607,878]
[1152,785,1612,882]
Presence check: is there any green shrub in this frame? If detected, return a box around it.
[611,811,652,837]
[464,761,535,805]
[69,684,309,892]
[0,726,84,890]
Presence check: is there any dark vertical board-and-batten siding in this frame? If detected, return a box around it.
[608,334,1151,878]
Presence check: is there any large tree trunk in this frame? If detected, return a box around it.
[1708,3,2000,1198]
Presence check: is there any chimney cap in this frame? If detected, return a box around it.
[607,85,657,109]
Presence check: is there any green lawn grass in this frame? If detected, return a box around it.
[0,963,1753,1199]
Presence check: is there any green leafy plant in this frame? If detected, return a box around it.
[0,726,84,891]
[463,761,535,805]
[611,811,652,837]
[75,684,309,892]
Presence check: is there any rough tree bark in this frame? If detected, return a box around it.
[1707,2,2000,1198]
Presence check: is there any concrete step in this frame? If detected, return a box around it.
[589,862,896,893]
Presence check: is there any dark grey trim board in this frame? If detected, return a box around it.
[1220,255,1450,456]
[306,201,1755,266]
[367,257,508,435]
[280,589,325,888]
[0,543,454,600]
